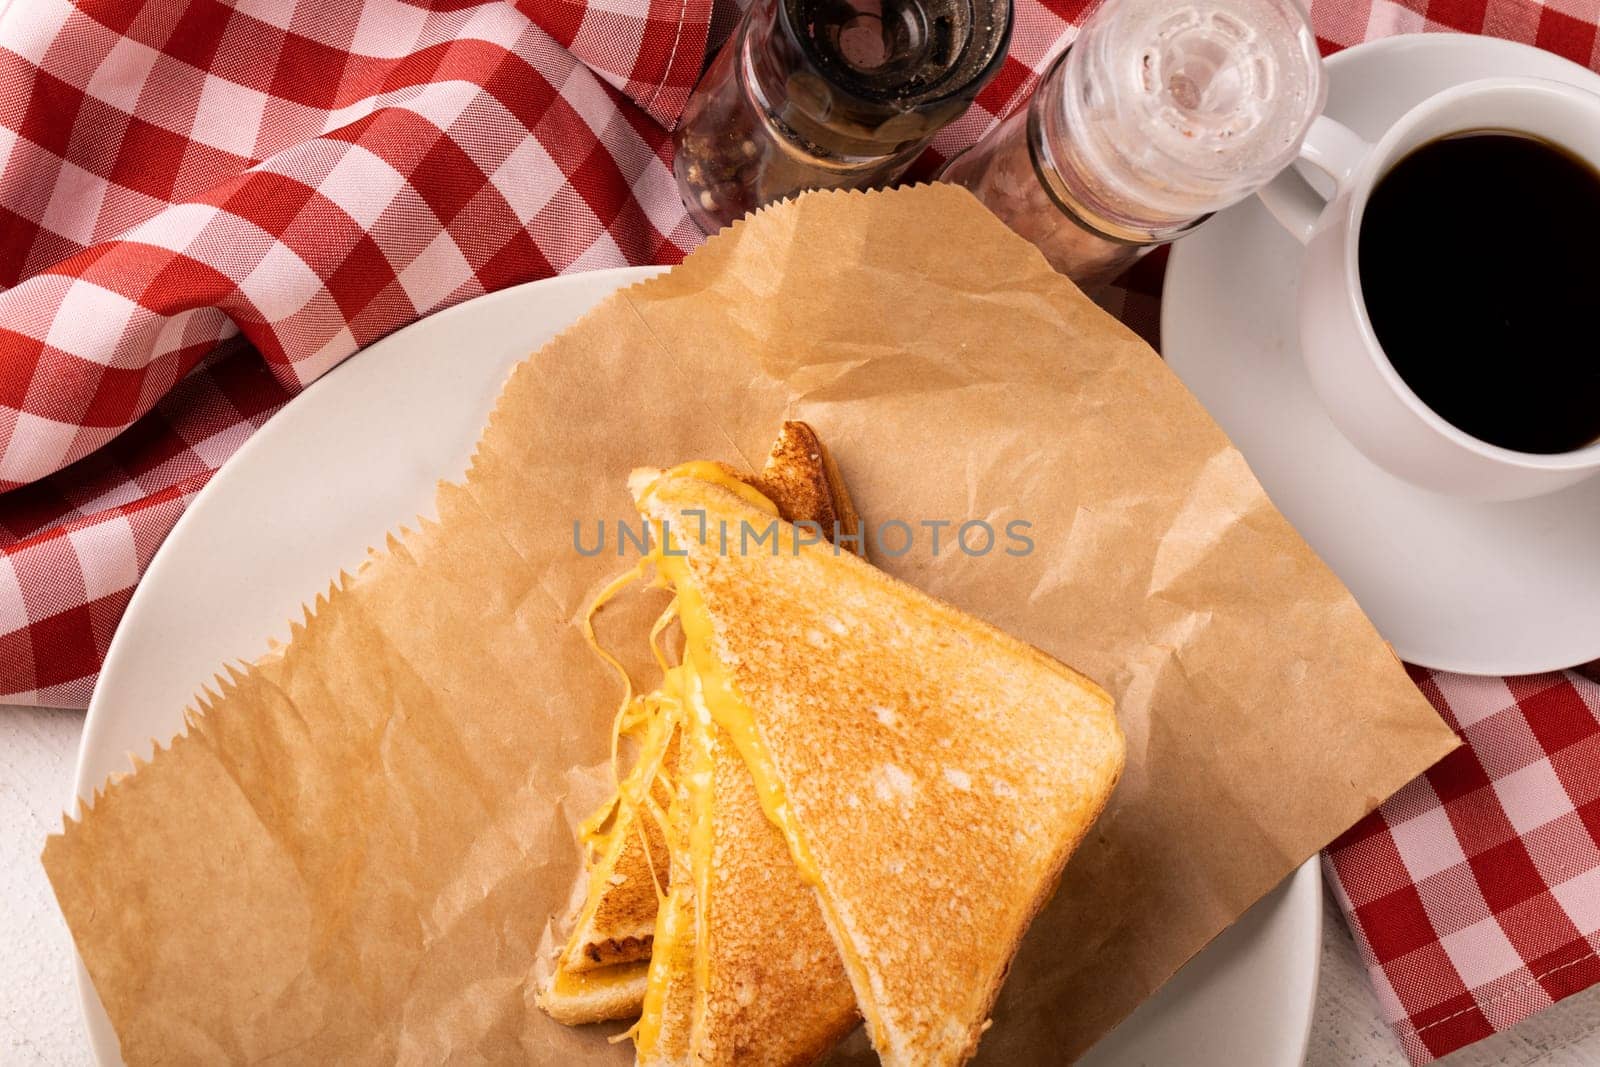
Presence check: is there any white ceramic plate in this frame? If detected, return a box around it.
[73,266,1320,1065]
[1164,34,1600,676]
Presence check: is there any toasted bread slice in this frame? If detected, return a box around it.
[632,442,861,1065]
[541,422,858,1025]
[754,421,861,554]
[635,722,702,1066]
[636,470,1125,1067]
[629,664,858,1067]
[561,724,680,975]
[536,717,678,1025]
[691,721,859,1064]
[670,422,862,556]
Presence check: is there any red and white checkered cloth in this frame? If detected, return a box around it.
[1328,668,1600,1064]
[0,0,1105,706]
[2,0,1599,1062]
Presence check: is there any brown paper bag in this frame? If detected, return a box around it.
[45,183,1457,1065]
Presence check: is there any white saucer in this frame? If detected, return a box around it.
[1164,34,1600,676]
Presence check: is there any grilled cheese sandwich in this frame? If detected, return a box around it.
[633,468,858,1065]
[632,468,1123,1066]
[538,424,861,1028]
[543,422,1122,1066]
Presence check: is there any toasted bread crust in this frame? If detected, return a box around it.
[754,422,862,555]
[641,474,1124,1067]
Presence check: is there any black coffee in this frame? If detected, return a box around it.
[1358,131,1600,454]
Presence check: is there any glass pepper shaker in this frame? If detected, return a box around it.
[674,0,1013,233]
[941,0,1325,290]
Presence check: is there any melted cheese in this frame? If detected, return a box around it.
[630,926,669,1051]
[640,464,893,1052]
[568,558,689,970]
[639,464,821,886]
[632,726,698,1057]
[632,888,681,1054]
[547,958,650,998]
[683,674,718,1044]
[647,460,780,516]
[600,462,845,1055]
[676,583,822,885]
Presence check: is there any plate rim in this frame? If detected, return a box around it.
[70,265,660,1067]
[72,265,659,802]
[1163,32,1600,677]
[73,264,1321,1064]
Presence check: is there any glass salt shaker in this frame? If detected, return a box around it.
[674,0,1013,233]
[941,0,1325,290]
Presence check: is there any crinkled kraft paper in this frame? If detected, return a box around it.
[44,183,1458,1065]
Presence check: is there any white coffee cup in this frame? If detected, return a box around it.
[1258,77,1600,501]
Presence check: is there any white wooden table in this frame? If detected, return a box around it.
[5,701,1600,1065]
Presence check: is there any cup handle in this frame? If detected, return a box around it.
[1257,115,1375,245]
